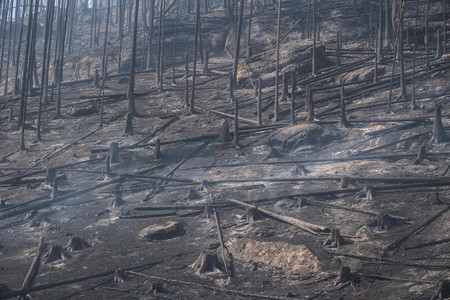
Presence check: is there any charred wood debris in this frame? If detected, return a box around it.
[0,0,449,299]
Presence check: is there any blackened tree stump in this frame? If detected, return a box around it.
[243,207,263,222]
[431,103,447,143]
[154,138,161,160]
[45,167,56,186]
[44,245,70,264]
[65,236,91,252]
[124,113,133,136]
[413,144,427,165]
[109,142,120,164]
[356,186,374,200]
[324,228,345,248]
[369,212,398,230]
[220,119,231,143]
[113,268,129,283]
[191,252,223,274]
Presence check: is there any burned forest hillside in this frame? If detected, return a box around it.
[0,0,449,299]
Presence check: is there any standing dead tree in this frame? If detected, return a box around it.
[3,0,14,96]
[147,0,155,70]
[117,0,124,73]
[0,0,11,86]
[37,0,56,141]
[410,0,419,110]
[190,0,200,114]
[156,0,164,87]
[231,0,244,88]
[19,0,37,150]
[127,0,139,116]
[377,0,384,60]
[14,0,28,96]
[273,0,281,122]
[55,0,70,119]
[171,0,180,84]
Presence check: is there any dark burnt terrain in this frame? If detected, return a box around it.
[0,0,449,299]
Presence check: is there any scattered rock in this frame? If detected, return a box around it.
[225,238,321,278]
[139,221,185,240]
[268,124,340,152]
[117,77,129,84]
[337,65,385,84]
[69,104,98,117]
[65,236,91,252]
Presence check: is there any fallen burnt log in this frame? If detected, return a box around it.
[0,262,160,299]
[129,270,296,300]
[227,198,330,235]
[0,178,123,221]
[18,237,45,299]
[384,204,450,252]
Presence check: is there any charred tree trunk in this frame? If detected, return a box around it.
[19,0,36,150]
[312,0,316,76]
[336,30,341,67]
[171,0,179,84]
[273,0,281,122]
[4,0,14,95]
[127,0,139,115]
[398,0,407,100]
[56,0,70,119]
[117,0,124,73]
[190,0,200,114]
[443,0,446,55]
[247,0,253,58]
[0,0,11,84]
[377,0,383,60]
[257,76,262,125]
[425,0,429,69]
[410,0,419,110]
[146,0,155,69]
[232,0,244,87]
[290,69,296,125]
[158,0,166,92]
[14,0,27,96]
[37,0,56,141]
[156,0,164,86]
[102,0,111,79]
